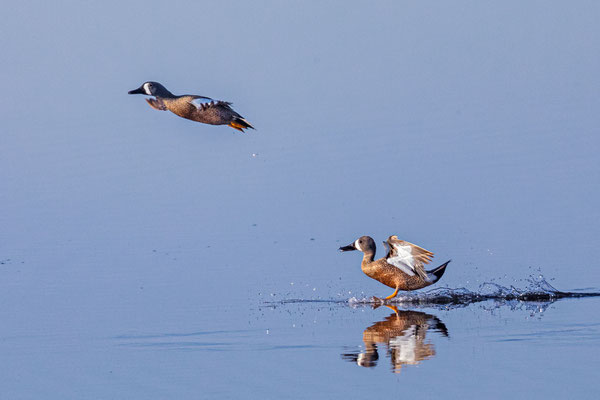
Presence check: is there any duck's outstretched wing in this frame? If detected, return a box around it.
[385,236,434,280]
[190,96,233,111]
[383,240,392,258]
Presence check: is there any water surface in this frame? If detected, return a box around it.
[1,1,599,399]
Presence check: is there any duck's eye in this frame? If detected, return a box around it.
[359,240,363,243]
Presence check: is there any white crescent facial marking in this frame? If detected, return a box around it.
[354,239,362,252]
[143,82,152,95]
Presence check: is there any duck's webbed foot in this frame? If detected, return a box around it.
[371,296,386,305]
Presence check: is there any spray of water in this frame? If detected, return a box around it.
[347,274,600,306]
[266,274,600,307]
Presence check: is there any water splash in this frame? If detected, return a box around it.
[348,275,600,306]
[269,275,600,307]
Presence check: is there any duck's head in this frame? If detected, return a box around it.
[339,236,376,253]
[128,81,172,97]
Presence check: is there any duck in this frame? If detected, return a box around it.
[128,81,255,132]
[339,235,450,302]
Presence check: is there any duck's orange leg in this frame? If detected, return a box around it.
[372,287,401,304]
[384,287,400,301]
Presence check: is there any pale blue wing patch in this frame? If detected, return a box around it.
[386,244,417,276]
[190,96,216,110]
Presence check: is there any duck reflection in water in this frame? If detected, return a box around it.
[342,305,448,373]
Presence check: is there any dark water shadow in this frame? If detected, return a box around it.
[341,305,448,374]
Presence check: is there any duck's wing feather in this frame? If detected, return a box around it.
[383,240,392,258]
[190,96,233,111]
[385,239,434,280]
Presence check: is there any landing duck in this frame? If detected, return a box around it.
[339,235,450,302]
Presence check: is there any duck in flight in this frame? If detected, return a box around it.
[128,81,255,132]
[339,235,451,302]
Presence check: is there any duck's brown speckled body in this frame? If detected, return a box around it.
[129,81,254,132]
[360,257,436,291]
[339,235,451,301]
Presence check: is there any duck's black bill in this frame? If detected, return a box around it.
[339,243,357,252]
[128,86,145,95]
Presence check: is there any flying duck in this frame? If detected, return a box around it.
[128,81,254,132]
[339,235,451,302]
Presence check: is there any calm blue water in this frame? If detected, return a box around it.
[1,1,599,399]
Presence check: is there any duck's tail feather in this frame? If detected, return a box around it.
[426,260,451,283]
[228,117,255,132]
